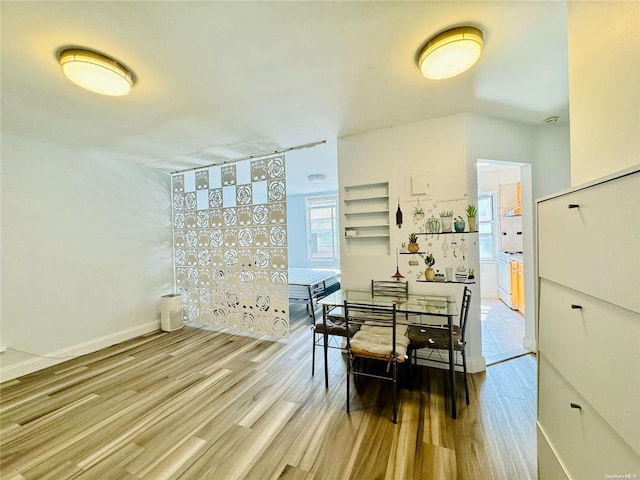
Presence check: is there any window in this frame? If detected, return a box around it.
[477,194,495,260]
[306,196,339,262]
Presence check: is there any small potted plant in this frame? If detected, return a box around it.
[426,215,440,234]
[439,210,454,232]
[434,270,445,282]
[468,268,475,280]
[413,205,425,223]
[408,232,420,253]
[424,252,436,281]
[454,215,466,233]
[465,204,478,232]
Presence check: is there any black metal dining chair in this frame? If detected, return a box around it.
[407,286,472,405]
[290,281,326,323]
[311,300,359,388]
[344,301,409,423]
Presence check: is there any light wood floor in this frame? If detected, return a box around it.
[0,305,537,480]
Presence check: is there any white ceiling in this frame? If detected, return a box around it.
[1,1,569,195]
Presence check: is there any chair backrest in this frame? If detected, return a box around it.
[459,286,472,340]
[289,282,326,303]
[310,281,327,302]
[344,301,398,353]
[371,280,409,298]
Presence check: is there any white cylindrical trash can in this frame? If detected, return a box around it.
[161,294,184,332]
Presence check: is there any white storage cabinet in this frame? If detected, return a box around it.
[536,167,640,479]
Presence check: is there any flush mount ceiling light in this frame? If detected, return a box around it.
[418,26,484,80]
[59,48,133,96]
[307,174,327,184]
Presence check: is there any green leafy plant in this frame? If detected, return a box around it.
[439,210,454,217]
[408,232,418,244]
[455,216,464,222]
[413,206,424,216]
[424,252,435,267]
[465,204,477,217]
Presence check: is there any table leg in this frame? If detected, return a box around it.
[449,313,456,419]
[323,304,329,389]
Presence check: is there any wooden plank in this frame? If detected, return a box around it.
[0,309,537,480]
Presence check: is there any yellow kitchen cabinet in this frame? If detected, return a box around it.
[517,261,524,314]
[511,261,520,310]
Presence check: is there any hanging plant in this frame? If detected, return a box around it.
[413,199,425,222]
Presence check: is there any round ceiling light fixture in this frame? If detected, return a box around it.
[307,174,327,184]
[418,26,484,80]
[59,48,133,96]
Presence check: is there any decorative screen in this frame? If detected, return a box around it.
[171,156,289,337]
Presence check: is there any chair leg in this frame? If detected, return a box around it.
[323,332,329,388]
[405,348,412,391]
[311,327,316,376]
[392,361,397,424]
[346,355,351,413]
[462,349,470,405]
[416,349,421,388]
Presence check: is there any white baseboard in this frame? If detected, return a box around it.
[0,321,160,383]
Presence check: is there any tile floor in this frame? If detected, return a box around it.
[481,297,528,365]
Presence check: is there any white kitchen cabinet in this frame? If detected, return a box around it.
[499,182,520,209]
[536,167,640,479]
[500,215,523,252]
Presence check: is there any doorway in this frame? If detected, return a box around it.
[477,160,529,365]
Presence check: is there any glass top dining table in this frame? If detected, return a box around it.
[319,289,458,318]
[318,289,461,418]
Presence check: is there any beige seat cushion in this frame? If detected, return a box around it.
[349,323,409,362]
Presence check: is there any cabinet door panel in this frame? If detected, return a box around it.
[537,171,640,313]
[539,279,640,454]
[538,355,640,478]
[499,182,519,209]
[537,426,569,480]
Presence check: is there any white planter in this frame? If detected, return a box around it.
[440,216,453,232]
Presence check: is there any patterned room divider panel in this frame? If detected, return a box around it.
[171,155,289,337]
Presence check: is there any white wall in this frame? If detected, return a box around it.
[567,1,640,185]
[532,122,571,199]
[338,115,487,372]
[337,113,570,371]
[478,167,521,193]
[466,114,570,353]
[286,194,308,267]
[0,135,173,381]
[338,115,470,287]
